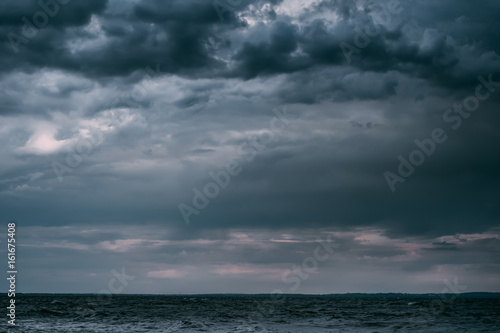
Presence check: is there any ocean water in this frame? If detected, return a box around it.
[2,294,499,332]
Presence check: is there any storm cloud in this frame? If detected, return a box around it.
[0,0,499,293]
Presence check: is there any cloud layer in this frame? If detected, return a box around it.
[0,0,499,293]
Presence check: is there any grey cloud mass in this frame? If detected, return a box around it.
[0,0,499,294]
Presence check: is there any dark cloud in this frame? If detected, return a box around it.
[231,21,304,79]
[0,0,499,293]
[0,0,107,28]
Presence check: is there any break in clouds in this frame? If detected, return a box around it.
[0,0,499,293]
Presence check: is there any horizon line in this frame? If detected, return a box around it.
[7,291,500,296]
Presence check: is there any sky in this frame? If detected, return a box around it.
[0,0,499,294]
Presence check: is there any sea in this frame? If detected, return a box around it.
[2,293,499,332]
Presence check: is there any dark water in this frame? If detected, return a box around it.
[2,294,500,332]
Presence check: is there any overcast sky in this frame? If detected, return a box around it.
[0,0,499,294]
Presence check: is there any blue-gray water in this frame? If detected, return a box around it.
[3,294,500,332]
